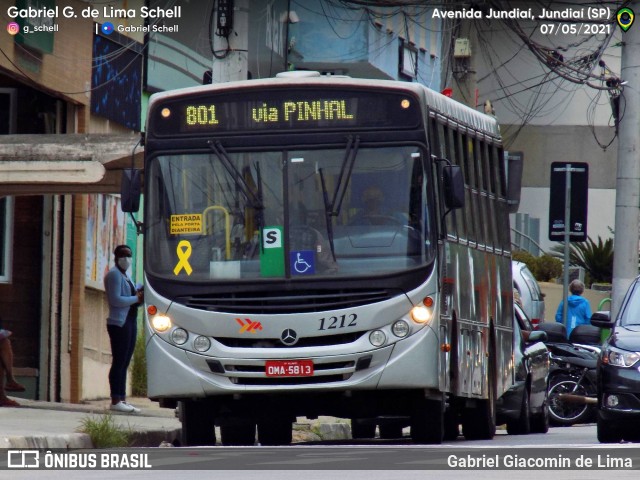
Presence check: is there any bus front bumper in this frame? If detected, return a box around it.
[146,324,439,399]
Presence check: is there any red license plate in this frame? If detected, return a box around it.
[265,360,314,377]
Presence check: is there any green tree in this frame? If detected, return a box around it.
[512,250,562,282]
[551,236,613,284]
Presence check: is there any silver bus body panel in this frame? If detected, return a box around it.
[144,269,442,398]
[146,326,438,398]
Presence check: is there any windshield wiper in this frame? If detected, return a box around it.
[208,140,264,211]
[319,135,360,261]
[319,168,336,261]
[331,135,360,217]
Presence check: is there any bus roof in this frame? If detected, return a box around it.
[148,75,500,139]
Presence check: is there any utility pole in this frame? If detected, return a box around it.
[211,0,249,83]
[612,0,640,318]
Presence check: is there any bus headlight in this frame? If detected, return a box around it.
[369,330,386,347]
[392,320,410,338]
[194,336,211,352]
[410,305,431,324]
[151,314,172,332]
[171,328,188,345]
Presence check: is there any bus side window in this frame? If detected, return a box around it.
[442,125,458,240]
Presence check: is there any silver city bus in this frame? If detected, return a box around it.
[122,73,522,446]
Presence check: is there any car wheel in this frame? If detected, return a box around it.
[507,387,531,435]
[530,396,550,434]
[597,411,624,443]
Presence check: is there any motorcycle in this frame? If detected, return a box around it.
[536,323,599,426]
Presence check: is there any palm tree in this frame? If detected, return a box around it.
[551,236,613,284]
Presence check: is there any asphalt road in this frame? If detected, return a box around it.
[5,423,640,479]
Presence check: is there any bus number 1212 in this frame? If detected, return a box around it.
[318,313,357,330]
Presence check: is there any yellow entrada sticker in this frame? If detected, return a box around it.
[170,214,202,235]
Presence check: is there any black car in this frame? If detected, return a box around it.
[592,279,640,443]
[496,303,550,434]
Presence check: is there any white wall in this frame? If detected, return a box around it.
[513,187,615,254]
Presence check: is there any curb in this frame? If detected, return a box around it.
[129,428,182,447]
[1,434,93,449]
[0,420,350,449]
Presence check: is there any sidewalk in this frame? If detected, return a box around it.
[0,396,181,449]
[0,395,351,448]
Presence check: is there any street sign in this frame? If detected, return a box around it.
[548,162,588,242]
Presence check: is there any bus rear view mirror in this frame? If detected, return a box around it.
[443,165,464,210]
[121,168,141,213]
[506,153,523,213]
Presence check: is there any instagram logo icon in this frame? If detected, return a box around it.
[7,22,19,36]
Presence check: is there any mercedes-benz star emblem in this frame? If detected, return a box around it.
[280,328,298,346]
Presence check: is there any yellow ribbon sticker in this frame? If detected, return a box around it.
[173,240,193,275]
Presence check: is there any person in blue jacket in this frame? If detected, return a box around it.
[555,279,592,338]
[104,245,143,413]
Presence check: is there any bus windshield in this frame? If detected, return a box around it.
[146,145,434,281]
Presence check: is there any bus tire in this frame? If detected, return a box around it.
[463,353,496,440]
[180,400,216,446]
[378,421,404,439]
[410,399,443,444]
[351,419,376,439]
[443,409,460,440]
[257,418,293,446]
[220,422,256,446]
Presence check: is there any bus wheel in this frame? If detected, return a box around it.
[220,421,256,446]
[443,409,460,440]
[351,419,376,439]
[180,400,216,446]
[462,377,496,440]
[410,399,443,444]
[257,417,293,446]
[378,421,404,439]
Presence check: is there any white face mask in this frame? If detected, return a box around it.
[117,257,132,271]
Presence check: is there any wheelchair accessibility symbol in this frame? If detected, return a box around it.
[290,251,315,275]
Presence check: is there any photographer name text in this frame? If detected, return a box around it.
[448,453,632,469]
[7,5,181,20]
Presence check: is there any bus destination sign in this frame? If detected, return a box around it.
[149,89,422,135]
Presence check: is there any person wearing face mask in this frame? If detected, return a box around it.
[104,245,143,413]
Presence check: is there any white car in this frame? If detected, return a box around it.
[513,260,546,325]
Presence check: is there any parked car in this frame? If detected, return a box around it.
[592,277,640,443]
[512,261,546,325]
[496,303,550,434]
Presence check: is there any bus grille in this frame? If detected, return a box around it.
[175,288,399,314]
[220,361,356,386]
[232,375,350,386]
[215,331,365,348]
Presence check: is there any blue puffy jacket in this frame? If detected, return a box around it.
[555,295,592,337]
